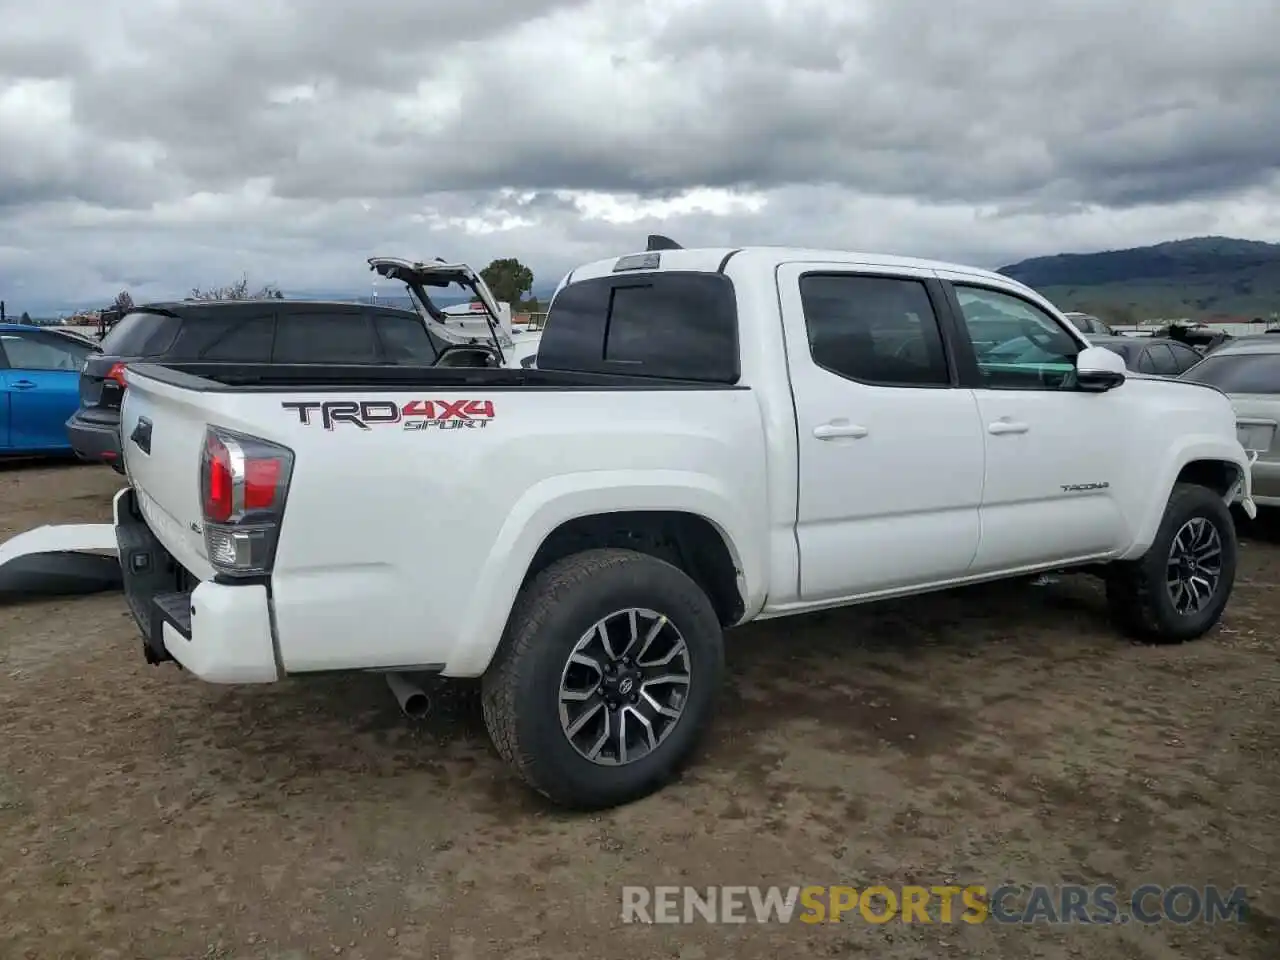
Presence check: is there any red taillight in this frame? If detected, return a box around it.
[106,362,128,388]
[243,459,282,510]
[199,427,294,576]
[203,433,233,523]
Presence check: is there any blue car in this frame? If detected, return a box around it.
[0,323,99,457]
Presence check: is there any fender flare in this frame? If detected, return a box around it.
[440,470,759,676]
[1120,437,1251,561]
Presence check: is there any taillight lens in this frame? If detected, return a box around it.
[106,362,128,388]
[199,426,294,577]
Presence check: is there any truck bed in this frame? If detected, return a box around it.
[127,362,742,393]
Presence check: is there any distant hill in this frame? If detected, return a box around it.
[998,236,1280,323]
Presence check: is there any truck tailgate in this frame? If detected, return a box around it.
[119,368,220,580]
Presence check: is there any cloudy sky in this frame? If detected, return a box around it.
[2,0,1279,313]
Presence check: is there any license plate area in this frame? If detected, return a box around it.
[1237,419,1276,455]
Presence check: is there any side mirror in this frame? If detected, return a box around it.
[1075,345,1127,392]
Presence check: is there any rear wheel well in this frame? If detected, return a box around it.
[1176,459,1241,498]
[524,512,744,627]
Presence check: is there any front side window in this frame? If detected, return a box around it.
[953,286,1080,390]
[798,274,950,386]
[0,332,92,371]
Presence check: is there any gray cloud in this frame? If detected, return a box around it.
[0,0,1278,312]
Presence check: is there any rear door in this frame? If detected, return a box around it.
[0,330,94,449]
[777,263,985,600]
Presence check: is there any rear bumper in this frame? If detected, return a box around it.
[67,409,122,468]
[113,488,279,683]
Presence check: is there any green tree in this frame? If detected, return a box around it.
[113,290,135,313]
[480,258,534,307]
[188,274,284,300]
[19,311,32,325]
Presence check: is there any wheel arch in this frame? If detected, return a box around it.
[440,473,759,677]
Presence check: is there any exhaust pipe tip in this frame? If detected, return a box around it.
[401,691,431,719]
[385,672,431,720]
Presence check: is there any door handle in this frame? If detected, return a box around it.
[814,422,869,440]
[988,420,1029,435]
[10,379,36,390]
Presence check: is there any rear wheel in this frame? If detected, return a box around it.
[1105,482,1237,643]
[481,548,724,809]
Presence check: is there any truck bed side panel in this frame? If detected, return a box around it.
[122,373,769,676]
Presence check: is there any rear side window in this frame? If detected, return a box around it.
[167,314,276,361]
[537,272,739,382]
[372,314,439,364]
[1182,353,1280,393]
[800,274,950,386]
[1167,342,1202,373]
[1143,344,1179,376]
[99,311,181,357]
[274,311,378,363]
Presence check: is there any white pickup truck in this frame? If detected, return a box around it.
[114,241,1260,810]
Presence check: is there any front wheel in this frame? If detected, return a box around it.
[1105,482,1237,644]
[481,548,724,809]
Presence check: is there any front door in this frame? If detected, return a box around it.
[0,331,92,451]
[939,277,1130,572]
[777,263,986,601]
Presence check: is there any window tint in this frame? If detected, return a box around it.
[99,311,181,357]
[798,274,949,386]
[373,313,439,364]
[273,311,378,363]
[168,314,276,361]
[1181,353,1280,393]
[953,286,1080,390]
[1167,343,1202,373]
[538,272,738,382]
[1,332,91,371]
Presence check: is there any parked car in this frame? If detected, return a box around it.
[1062,312,1114,336]
[66,300,451,472]
[113,241,1256,810]
[1085,335,1204,376]
[1180,339,1280,507]
[46,327,103,350]
[1,324,99,457]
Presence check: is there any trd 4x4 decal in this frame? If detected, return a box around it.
[282,399,496,431]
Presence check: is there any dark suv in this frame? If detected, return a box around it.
[67,299,445,471]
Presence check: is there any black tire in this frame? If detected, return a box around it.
[481,548,724,809]
[1105,482,1237,644]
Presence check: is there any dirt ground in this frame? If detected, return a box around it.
[1,461,1277,960]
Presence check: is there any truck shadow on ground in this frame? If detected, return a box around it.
[185,573,1122,814]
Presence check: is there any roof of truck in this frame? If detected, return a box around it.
[560,245,1029,293]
